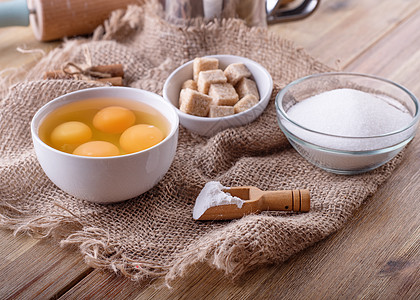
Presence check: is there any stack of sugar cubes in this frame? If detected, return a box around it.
[179,57,260,117]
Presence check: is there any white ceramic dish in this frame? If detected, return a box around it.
[31,87,179,203]
[163,54,273,137]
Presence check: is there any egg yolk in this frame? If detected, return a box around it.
[73,141,120,157]
[50,121,92,153]
[93,106,136,134]
[120,124,164,154]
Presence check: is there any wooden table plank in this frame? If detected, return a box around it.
[0,27,58,70]
[60,270,151,299]
[0,229,92,299]
[268,0,420,68]
[0,0,419,299]
[0,229,39,278]
[346,7,420,96]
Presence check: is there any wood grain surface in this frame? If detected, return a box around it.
[1,0,419,299]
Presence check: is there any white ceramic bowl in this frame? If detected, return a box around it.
[276,73,419,174]
[31,87,179,203]
[163,55,273,136]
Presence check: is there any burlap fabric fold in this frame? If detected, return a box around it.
[0,4,404,284]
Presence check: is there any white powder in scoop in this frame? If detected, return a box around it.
[286,88,413,151]
[193,181,244,220]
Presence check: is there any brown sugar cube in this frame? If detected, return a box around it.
[179,88,212,117]
[234,95,259,114]
[182,79,197,91]
[236,77,259,99]
[224,63,252,85]
[209,105,235,118]
[208,83,239,106]
[178,88,186,107]
[197,69,227,94]
[193,57,219,81]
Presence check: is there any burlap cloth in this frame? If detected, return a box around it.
[0,3,404,284]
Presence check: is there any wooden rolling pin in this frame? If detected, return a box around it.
[0,0,320,41]
[194,185,310,221]
[0,0,137,41]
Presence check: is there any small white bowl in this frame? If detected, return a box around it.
[163,55,273,136]
[276,73,419,174]
[31,87,179,203]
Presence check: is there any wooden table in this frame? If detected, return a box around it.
[1,0,419,299]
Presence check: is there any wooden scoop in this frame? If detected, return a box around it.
[197,186,310,221]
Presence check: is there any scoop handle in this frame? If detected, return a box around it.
[261,189,310,212]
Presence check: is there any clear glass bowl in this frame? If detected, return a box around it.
[275,73,419,175]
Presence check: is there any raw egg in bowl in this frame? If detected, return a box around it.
[31,87,179,203]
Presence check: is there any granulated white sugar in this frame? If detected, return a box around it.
[193,181,244,220]
[286,88,413,151]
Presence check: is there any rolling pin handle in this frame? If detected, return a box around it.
[0,0,30,27]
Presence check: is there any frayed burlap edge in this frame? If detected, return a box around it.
[164,152,405,286]
[0,199,171,281]
[0,135,406,288]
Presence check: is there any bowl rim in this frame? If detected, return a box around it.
[275,72,419,139]
[31,86,179,160]
[162,54,273,123]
